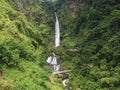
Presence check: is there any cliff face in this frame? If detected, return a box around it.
[56,0,120,48]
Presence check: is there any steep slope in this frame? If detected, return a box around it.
[54,0,120,89]
[0,0,63,89]
[0,0,120,90]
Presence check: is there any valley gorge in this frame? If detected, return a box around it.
[0,0,120,90]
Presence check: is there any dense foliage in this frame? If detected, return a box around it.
[55,0,120,90]
[0,0,63,89]
[0,0,120,90]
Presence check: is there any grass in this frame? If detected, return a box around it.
[0,61,64,90]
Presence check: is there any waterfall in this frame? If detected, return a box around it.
[46,52,60,72]
[55,12,60,47]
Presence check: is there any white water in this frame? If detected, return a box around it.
[46,52,60,72]
[55,12,60,47]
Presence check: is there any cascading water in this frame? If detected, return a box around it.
[46,12,71,89]
[46,13,61,72]
[55,12,60,47]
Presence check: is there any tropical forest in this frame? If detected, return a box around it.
[0,0,120,90]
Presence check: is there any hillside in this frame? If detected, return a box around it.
[55,0,120,90]
[0,0,63,90]
[0,0,120,90]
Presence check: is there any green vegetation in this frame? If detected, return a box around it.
[0,0,120,90]
[55,0,120,90]
[0,0,63,90]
